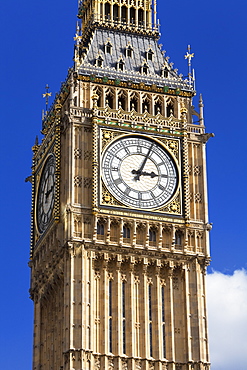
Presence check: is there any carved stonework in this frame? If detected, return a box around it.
[135,360,142,370]
[84,177,92,188]
[101,129,122,152]
[101,182,123,206]
[84,150,92,160]
[94,355,100,370]
[122,359,128,370]
[159,194,181,214]
[159,138,180,160]
[74,176,82,187]
[108,358,114,370]
[74,148,82,159]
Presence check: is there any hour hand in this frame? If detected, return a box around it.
[132,170,157,179]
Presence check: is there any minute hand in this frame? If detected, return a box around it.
[133,143,154,181]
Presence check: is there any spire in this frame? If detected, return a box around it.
[199,93,204,126]
[42,84,52,114]
[185,45,194,87]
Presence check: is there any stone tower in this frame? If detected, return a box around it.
[29,1,212,369]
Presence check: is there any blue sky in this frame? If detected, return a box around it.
[0,0,246,369]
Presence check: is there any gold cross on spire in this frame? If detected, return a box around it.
[42,84,52,113]
[185,45,194,86]
[185,45,194,64]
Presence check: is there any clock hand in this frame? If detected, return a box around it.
[45,185,54,199]
[132,171,168,179]
[132,143,154,181]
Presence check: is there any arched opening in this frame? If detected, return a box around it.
[149,228,157,246]
[94,87,103,107]
[121,6,127,23]
[175,230,183,250]
[118,92,127,110]
[130,94,138,111]
[123,225,130,241]
[138,9,144,26]
[166,101,174,117]
[142,96,151,113]
[97,222,104,240]
[105,3,110,20]
[105,90,114,109]
[154,99,163,115]
[130,7,136,24]
[113,4,118,21]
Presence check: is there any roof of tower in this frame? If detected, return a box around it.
[76,29,193,91]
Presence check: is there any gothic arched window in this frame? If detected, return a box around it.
[154,99,163,115]
[97,222,104,239]
[175,230,182,249]
[130,7,136,24]
[105,3,110,20]
[149,229,156,243]
[166,101,174,117]
[113,4,119,21]
[121,6,127,23]
[138,9,144,26]
[123,225,130,239]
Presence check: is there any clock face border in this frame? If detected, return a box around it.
[36,154,56,234]
[100,132,181,212]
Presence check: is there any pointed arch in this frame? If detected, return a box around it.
[166,98,175,117]
[118,90,128,110]
[130,92,139,112]
[93,86,103,107]
[154,96,163,115]
[142,94,151,113]
[105,88,114,109]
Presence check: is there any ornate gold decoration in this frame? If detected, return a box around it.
[158,138,180,160]
[101,130,122,152]
[159,194,181,214]
[101,182,123,207]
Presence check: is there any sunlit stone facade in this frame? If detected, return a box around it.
[29,1,212,369]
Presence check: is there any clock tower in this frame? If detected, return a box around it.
[29,1,212,370]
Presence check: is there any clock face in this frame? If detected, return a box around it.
[101,136,178,209]
[36,154,56,233]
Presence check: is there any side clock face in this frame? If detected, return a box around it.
[101,136,178,209]
[36,154,56,233]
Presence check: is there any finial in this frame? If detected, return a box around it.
[185,45,194,86]
[199,93,204,126]
[42,84,52,114]
[35,135,39,146]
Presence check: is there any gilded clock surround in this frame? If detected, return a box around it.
[29,1,212,370]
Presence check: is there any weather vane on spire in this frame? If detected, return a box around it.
[42,84,52,114]
[185,45,194,86]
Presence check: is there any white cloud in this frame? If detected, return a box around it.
[206,269,247,370]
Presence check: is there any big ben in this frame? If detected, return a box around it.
[29,1,212,369]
